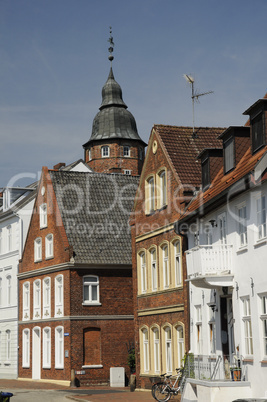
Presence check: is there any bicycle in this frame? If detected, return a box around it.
[151,368,183,401]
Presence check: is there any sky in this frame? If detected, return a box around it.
[1,0,267,187]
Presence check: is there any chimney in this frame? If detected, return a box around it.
[53,163,66,170]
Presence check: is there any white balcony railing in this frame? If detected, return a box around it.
[186,244,233,278]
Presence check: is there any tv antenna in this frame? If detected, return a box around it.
[183,74,214,138]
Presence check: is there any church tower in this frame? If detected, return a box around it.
[83,30,146,176]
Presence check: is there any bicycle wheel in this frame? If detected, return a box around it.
[152,382,171,402]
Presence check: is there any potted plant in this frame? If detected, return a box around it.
[230,353,241,381]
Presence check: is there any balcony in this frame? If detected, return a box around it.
[185,244,234,288]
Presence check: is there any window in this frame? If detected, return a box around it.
[150,249,157,291]
[6,275,11,306]
[45,234,53,259]
[176,325,185,368]
[242,297,253,355]
[162,245,169,289]
[123,145,130,157]
[142,328,149,373]
[0,278,2,306]
[209,308,216,354]
[43,277,51,318]
[7,225,12,252]
[124,169,132,175]
[237,204,247,247]
[224,137,235,173]
[218,213,227,244]
[153,328,160,373]
[83,328,101,367]
[55,326,64,369]
[140,252,147,294]
[88,148,92,161]
[34,238,42,262]
[202,158,210,190]
[83,276,99,304]
[0,229,2,254]
[206,228,213,245]
[174,241,182,286]
[195,305,203,354]
[23,282,30,320]
[146,176,155,214]
[33,279,41,319]
[159,170,167,207]
[6,330,11,361]
[43,327,51,368]
[101,146,109,157]
[260,295,267,356]
[252,112,264,153]
[165,327,172,374]
[139,147,143,160]
[22,329,30,368]
[55,275,64,317]
[39,203,47,228]
[257,195,266,240]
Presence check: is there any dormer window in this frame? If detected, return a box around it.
[224,137,235,173]
[202,157,210,190]
[101,146,109,158]
[252,112,264,153]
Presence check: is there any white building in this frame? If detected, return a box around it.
[0,185,36,379]
[176,97,267,401]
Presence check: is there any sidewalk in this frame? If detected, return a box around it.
[0,379,181,401]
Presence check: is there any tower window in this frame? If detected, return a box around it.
[123,146,130,157]
[101,146,110,157]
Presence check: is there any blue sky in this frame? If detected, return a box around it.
[1,0,267,187]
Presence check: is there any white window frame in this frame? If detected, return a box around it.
[45,234,54,259]
[162,245,169,289]
[195,305,203,354]
[83,275,100,305]
[40,203,47,229]
[6,329,11,362]
[176,325,185,368]
[43,327,51,368]
[0,229,2,254]
[43,277,51,318]
[142,328,149,373]
[147,176,155,213]
[165,326,172,374]
[23,281,30,320]
[124,169,132,175]
[256,195,266,241]
[218,212,227,244]
[159,170,167,207]
[101,146,110,158]
[22,329,30,368]
[151,249,157,291]
[7,225,12,252]
[260,294,267,358]
[34,238,42,262]
[123,145,130,157]
[140,252,147,294]
[55,275,64,317]
[0,277,2,307]
[174,240,182,286]
[6,275,11,306]
[237,203,247,247]
[33,279,41,319]
[55,326,64,369]
[153,327,160,374]
[242,297,253,356]
[88,148,92,161]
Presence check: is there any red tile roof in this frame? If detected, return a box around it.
[155,125,225,187]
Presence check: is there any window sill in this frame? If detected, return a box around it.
[243,358,253,363]
[236,246,248,254]
[254,237,267,248]
[4,362,11,366]
[82,302,102,306]
[34,259,42,263]
[82,365,103,369]
[45,256,54,261]
[260,359,267,364]
[55,366,64,370]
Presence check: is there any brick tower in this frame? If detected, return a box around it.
[83,31,146,176]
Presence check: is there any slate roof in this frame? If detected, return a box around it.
[155,125,225,187]
[49,170,139,265]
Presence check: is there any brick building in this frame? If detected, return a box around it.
[130,124,225,389]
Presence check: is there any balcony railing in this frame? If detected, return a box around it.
[185,244,233,278]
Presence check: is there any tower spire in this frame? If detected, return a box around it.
[108,26,114,64]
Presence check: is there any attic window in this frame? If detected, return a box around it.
[252,112,264,153]
[224,137,235,173]
[202,157,210,190]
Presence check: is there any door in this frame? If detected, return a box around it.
[32,327,41,380]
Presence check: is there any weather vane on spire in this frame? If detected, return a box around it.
[108,26,114,63]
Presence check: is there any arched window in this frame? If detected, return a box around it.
[146,176,155,214]
[39,203,47,228]
[43,327,51,368]
[123,145,130,157]
[140,252,147,294]
[162,245,169,289]
[159,170,167,207]
[6,330,11,361]
[141,328,149,373]
[152,327,160,374]
[165,326,172,373]
[23,281,30,320]
[33,279,41,319]
[173,240,182,286]
[34,238,42,262]
[150,248,157,291]
[22,329,30,367]
[55,275,64,317]
[176,325,185,368]
[55,326,64,369]
[101,145,110,157]
[45,234,53,259]
[83,276,99,304]
[6,275,11,306]
[7,225,12,252]
[43,277,51,318]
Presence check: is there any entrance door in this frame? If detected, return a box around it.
[32,327,41,380]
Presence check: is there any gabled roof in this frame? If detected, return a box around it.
[49,170,139,265]
[155,125,225,187]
